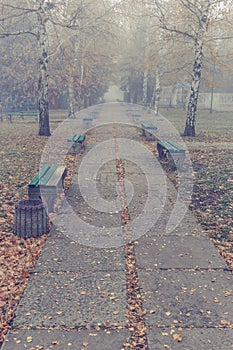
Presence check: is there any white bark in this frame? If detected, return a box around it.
[68,78,75,118]
[142,69,148,106]
[151,68,161,115]
[184,0,211,136]
[37,0,50,136]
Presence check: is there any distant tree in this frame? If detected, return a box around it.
[50,0,117,115]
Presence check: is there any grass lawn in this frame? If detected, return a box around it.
[0,106,232,345]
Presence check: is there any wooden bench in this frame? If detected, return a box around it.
[14,111,38,120]
[83,116,93,129]
[28,164,67,212]
[67,133,86,154]
[90,111,98,118]
[132,113,141,123]
[126,109,134,115]
[141,122,157,141]
[157,140,185,170]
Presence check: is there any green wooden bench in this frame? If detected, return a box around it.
[157,140,186,170]
[67,133,86,154]
[83,116,93,129]
[13,111,38,120]
[132,113,141,124]
[126,109,134,115]
[28,164,67,212]
[141,122,157,141]
[90,111,98,118]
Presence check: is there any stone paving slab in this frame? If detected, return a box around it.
[150,212,206,237]
[51,208,125,248]
[2,329,130,350]
[138,270,233,327]
[35,235,125,272]
[123,157,164,174]
[128,196,206,238]
[135,234,227,269]
[147,327,233,350]
[67,183,120,207]
[13,271,127,328]
[64,187,122,225]
[60,207,122,228]
[76,153,117,169]
[75,159,117,184]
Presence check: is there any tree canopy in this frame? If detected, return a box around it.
[1,0,233,136]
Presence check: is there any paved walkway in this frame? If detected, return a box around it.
[2,103,233,350]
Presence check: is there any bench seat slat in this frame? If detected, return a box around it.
[45,166,67,187]
[67,133,85,143]
[73,134,81,142]
[141,122,157,130]
[29,164,50,187]
[78,134,86,143]
[39,164,58,186]
[157,141,185,153]
[67,133,77,142]
[167,141,185,152]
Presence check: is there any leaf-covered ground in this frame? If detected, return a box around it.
[0,122,49,343]
[190,148,233,268]
[0,112,233,345]
[0,118,81,345]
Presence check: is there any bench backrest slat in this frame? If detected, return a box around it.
[78,134,86,143]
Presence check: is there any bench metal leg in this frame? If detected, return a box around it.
[167,153,185,170]
[157,143,167,158]
[44,194,56,213]
[145,130,156,141]
[69,143,82,154]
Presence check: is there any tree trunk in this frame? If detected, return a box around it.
[151,69,160,115]
[37,1,51,136]
[183,37,203,136]
[68,78,75,118]
[0,104,3,122]
[183,0,211,136]
[142,69,148,106]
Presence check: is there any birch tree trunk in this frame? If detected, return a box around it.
[183,0,211,136]
[184,37,203,136]
[68,76,75,118]
[142,69,148,106]
[150,68,160,115]
[37,0,51,136]
[67,35,83,116]
[0,104,3,122]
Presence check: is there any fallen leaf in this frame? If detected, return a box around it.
[173,333,182,342]
[27,336,33,343]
